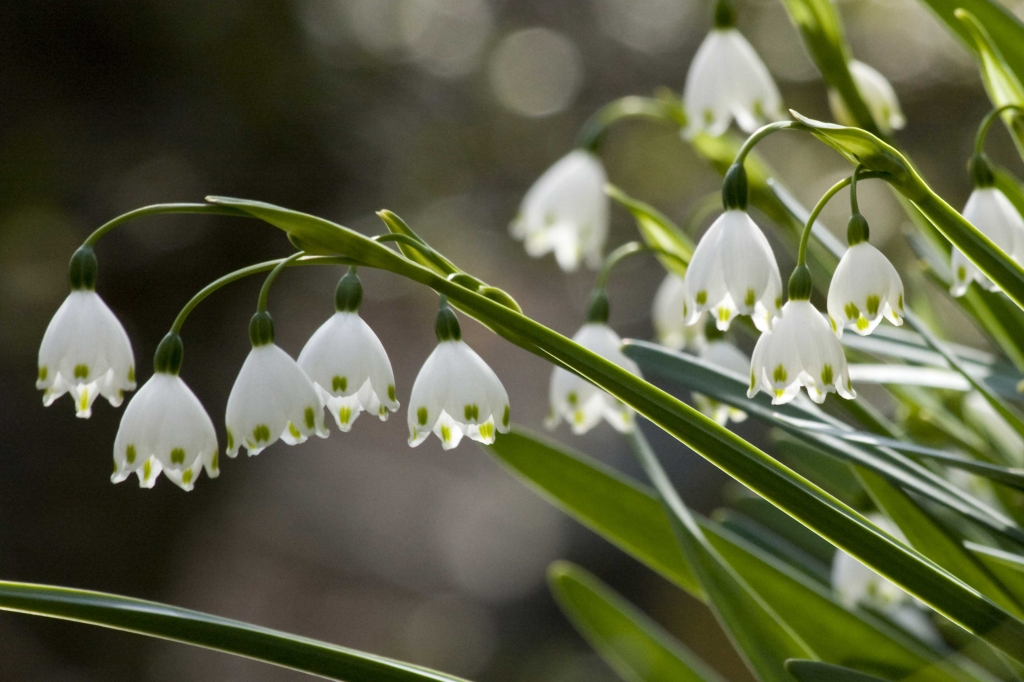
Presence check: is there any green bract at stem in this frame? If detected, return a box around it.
[575,96,686,153]
[594,242,690,290]
[83,203,253,248]
[373,233,458,276]
[168,255,359,336]
[204,196,1024,660]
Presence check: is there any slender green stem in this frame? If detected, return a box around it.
[83,203,252,247]
[576,96,684,152]
[733,121,799,168]
[797,171,885,265]
[257,252,306,313]
[974,105,1024,157]
[849,165,864,215]
[373,233,456,274]
[169,255,358,334]
[595,242,690,289]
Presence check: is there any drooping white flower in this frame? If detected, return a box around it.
[683,25,784,139]
[748,299,855,405]
[693,340,748,426]
[226,313,328,457]
[827,241,904,337]
[408,305,510,450]
[37,289,136,419]
[829,60,906,134]
[951,187,1024,297]
[510,150,609,272]
[682,210,782,332]
[297,271,399,431]
[653,273,707,351]
[548,322,642,434]
[112,369,218,491]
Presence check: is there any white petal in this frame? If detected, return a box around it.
[653,274,707,351]
[37,290,136,416]
[829,61,905,133]
[225,344,326,457]
[512,150,609,272]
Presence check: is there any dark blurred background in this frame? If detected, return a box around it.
[0,0,1016,679]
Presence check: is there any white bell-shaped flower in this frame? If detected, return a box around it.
[37,247,135,418]
[653,273,707,351]
[693,340,748,426]
[112,335,218,491]
[408,304,510,450]
[748,281,855,405]
[225,312,328,457]
[827,219,904,337]
[682,6,784,139]
[510,150,609,272]
[297,271,399,432]
[682,210,782,332]
[829,60,906,134]
[548,307,642,434]
[951,186,1024,297]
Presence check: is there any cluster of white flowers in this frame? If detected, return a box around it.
[40,266,510,490]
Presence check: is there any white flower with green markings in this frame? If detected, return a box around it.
[37,247,136,418]
[298,271,399,432]
[694,340,748,426]
[548,311,641,434]
[510,150,609,272]
[748,280,855,405]
[827,214,904,337]
[951,186,1024,297]
[225,312,328,457]
[653,273,707,351]
[112,334,218,490]
[683,2,783,138]
[682,209,782,332]
[829,60,906,134]
[408,303,510,450]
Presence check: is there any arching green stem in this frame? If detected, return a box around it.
[169,255,358,335]
[974,105,1024,157]
[576,95,685,153]
[83,203,252,247]
[732,121,799,168]
[849,165,864,215]
[797,170,886,267]
[257,252,306,313]
[595,242,691,290]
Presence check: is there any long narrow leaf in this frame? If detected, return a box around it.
[205,196,1024,662]
[786,660,889,682]
[914,0,1024,83]
[606,184,693,279]
[549,562,726,682]
[966,543,1024,606]
[0,581,467,682]
[486,429,979,682]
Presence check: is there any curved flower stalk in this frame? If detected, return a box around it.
[694,340,748,426]
[652,273,707,351]
[829,60,905,135]
[681,209,782,332]
[37,247,136,418]
[510,150,609,272]
[112,334,218,491]
[749,267,855,405]
[827,213,904,337]
[951,185,1024,296]
[226,311,328,457]
[298,270,399,431]
[683,1,784,138]
[548,294,643,434]
[408,301,510,449]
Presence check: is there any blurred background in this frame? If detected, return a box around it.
[0,0,1019,679]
